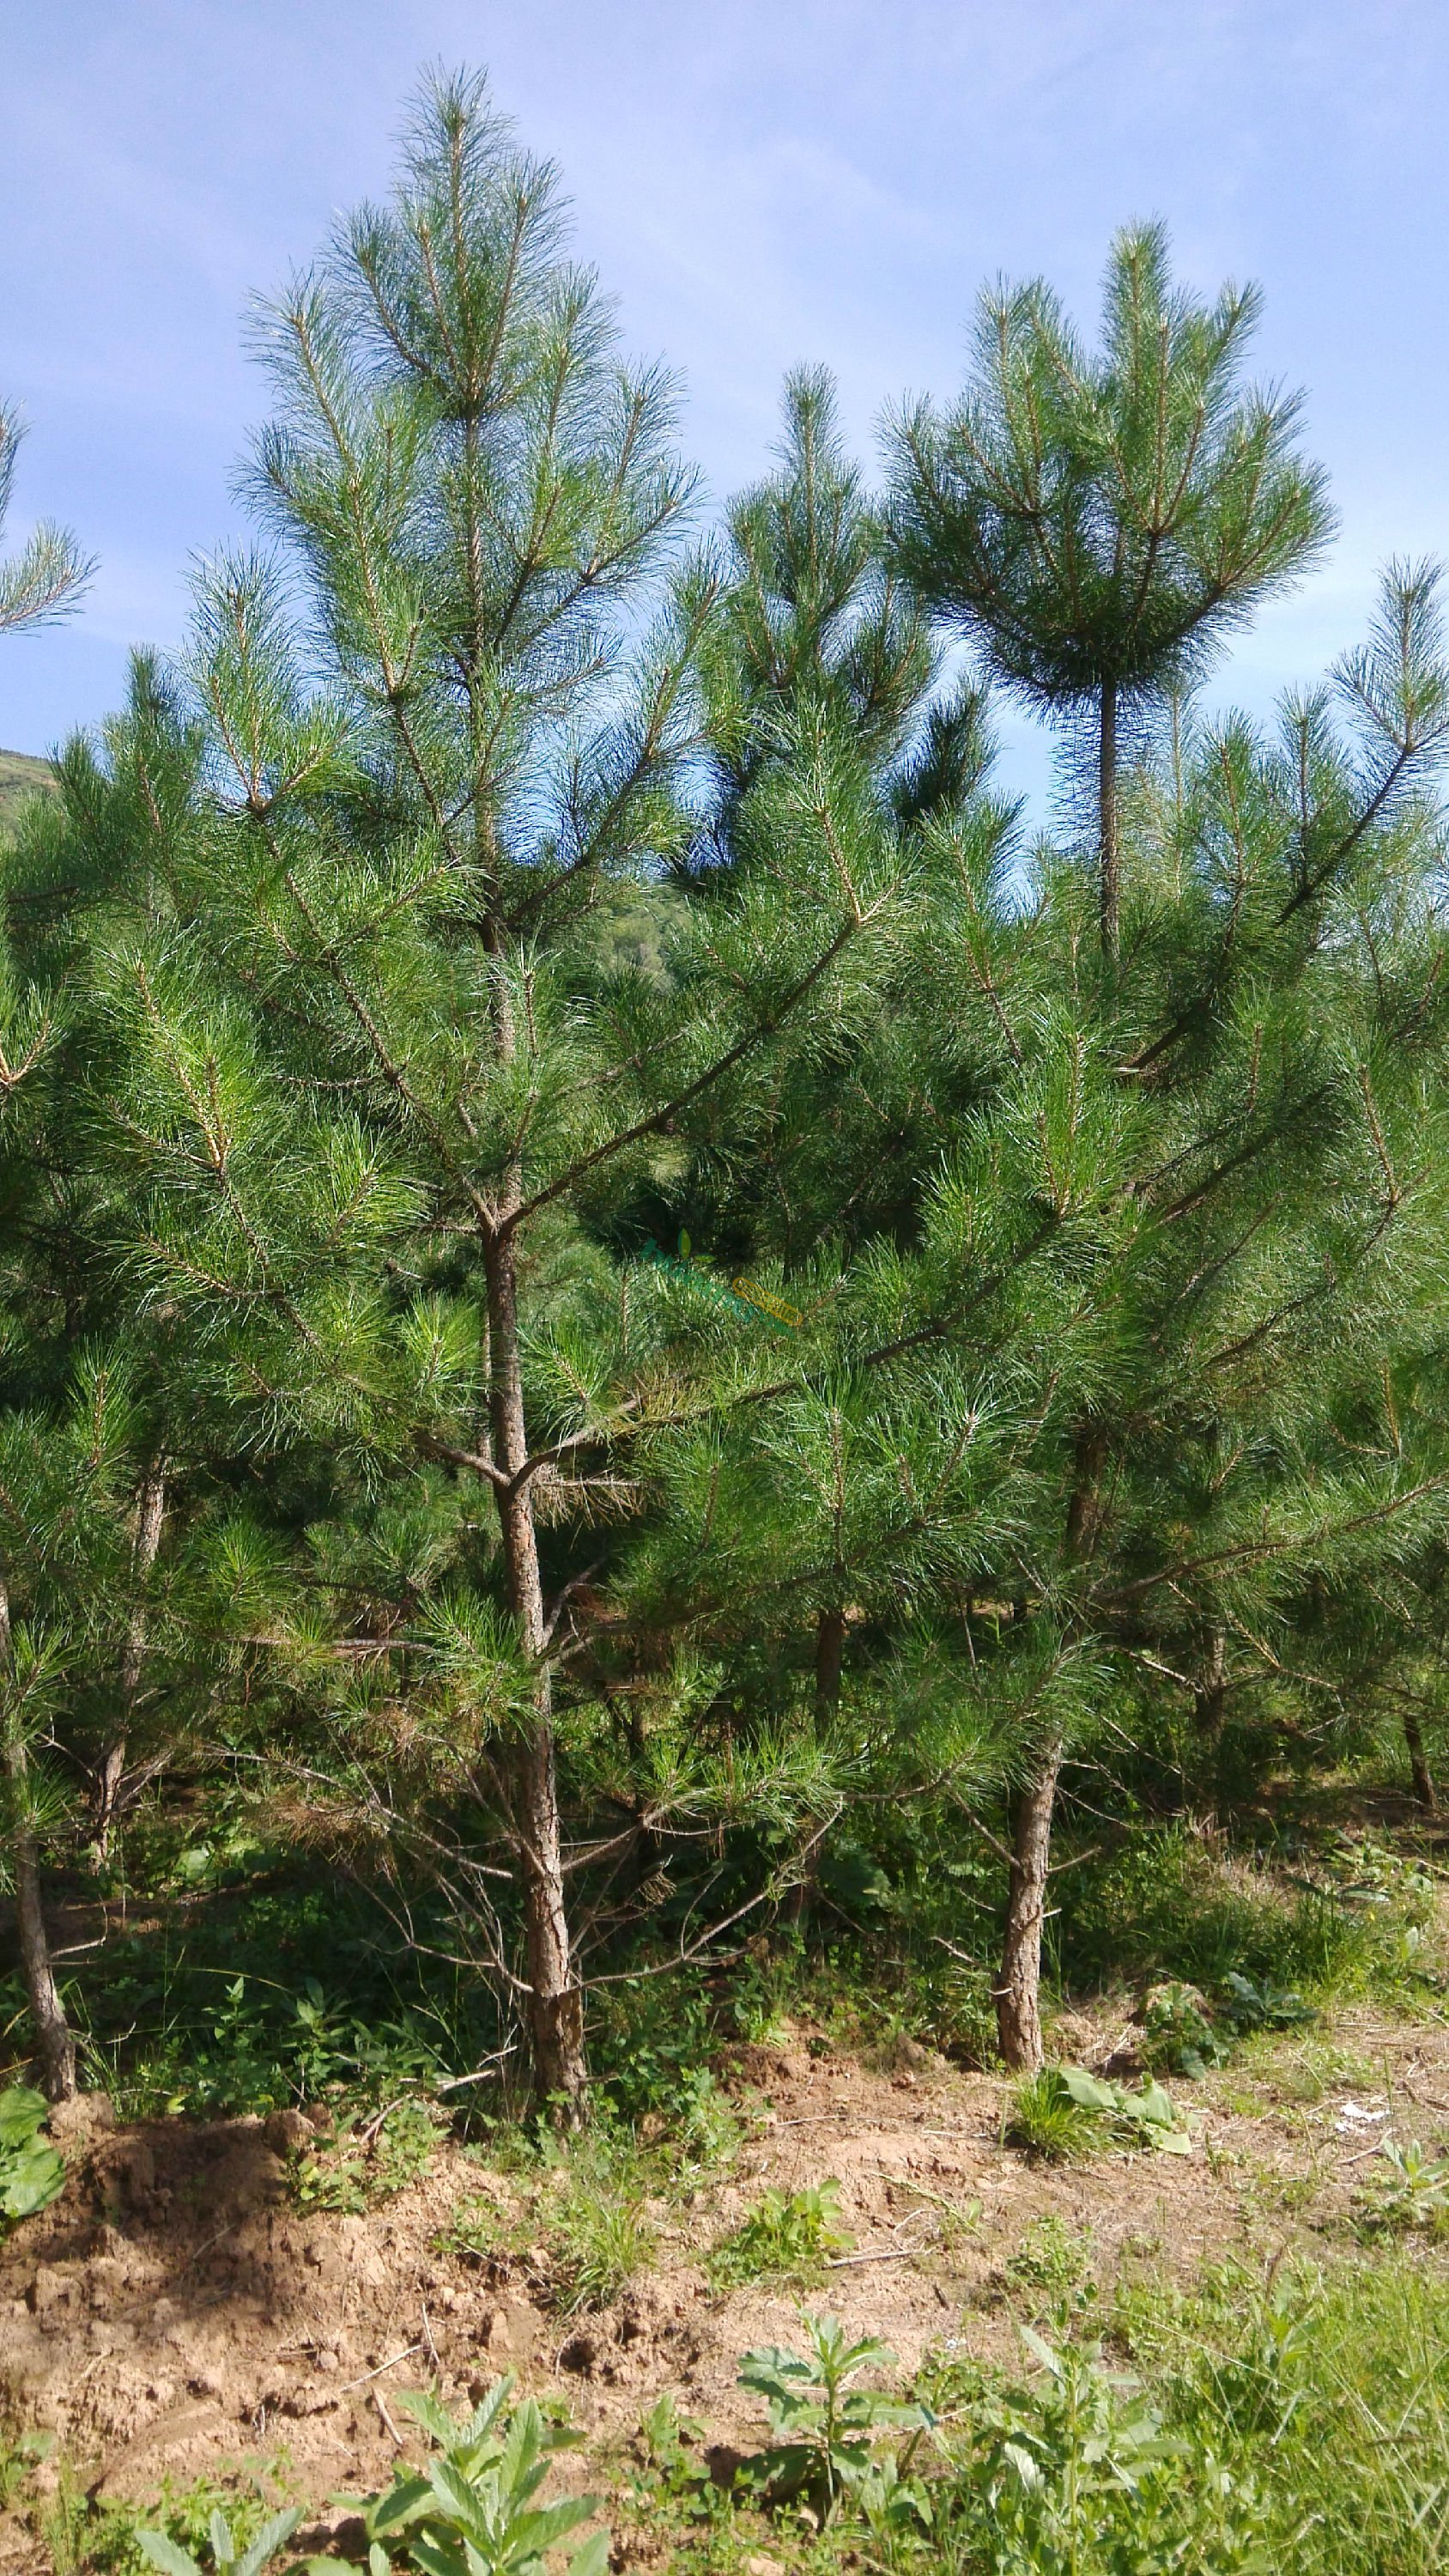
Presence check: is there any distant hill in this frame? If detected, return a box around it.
[0,747,58,840]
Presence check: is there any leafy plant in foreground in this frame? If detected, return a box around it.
[134,2506,300,2576]
[0,2083,64,2226]
[736,2313,934,2518]
[327,2379,606,2576]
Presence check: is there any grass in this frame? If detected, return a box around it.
[0,746,55,841]
[441,2128,658,2313]
[553,2187,656,2312]
[1003,2071,1102,2163]
[603,2248,1449,2574]
[706,2180,852,2291]
[1000,2215,1096,2306]
[1002,2067,1190,2163]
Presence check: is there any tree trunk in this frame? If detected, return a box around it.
[1404,1708,1439,1814]
[0,1579,77,2101]
[996,1739,1063,2074]
[93,1461,166,1868]
[484,1228,586,2121]
[995,1426,1106,2072]
[815,1604,844,1714]
[1099,677,1119,960]
[1193,1628,1228,1737]
[785,1606,846,1926]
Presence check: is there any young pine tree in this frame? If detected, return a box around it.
[972,567,1449,2069]
[887,223,1331,954]
[71,76,914,2116]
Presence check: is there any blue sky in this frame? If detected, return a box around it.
[3,0,1447,817]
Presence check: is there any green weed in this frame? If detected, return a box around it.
[288,2098,440,2215]
[736,2312,935,2522]
[0,2084,64,2227]
[1139,1981,1229,2076]
[1003,2070,1100,2162]
[708,2179,852,2290]
[1356,2136,1449,2236]
[133,2505,300,2575]
[332,2378,606,2576]
[1002,2215,1096,2307]
[551,2187,655,2313]
[1004,2068,1190,2161]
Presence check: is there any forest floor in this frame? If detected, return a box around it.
[2,1972,1447,2570]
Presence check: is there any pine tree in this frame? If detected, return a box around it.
[887,223,1331,954]
[0,398,96,2095]
[958,565,1449,2068]
[61,76,919,2115]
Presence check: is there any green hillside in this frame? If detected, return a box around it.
[0,745,57,839]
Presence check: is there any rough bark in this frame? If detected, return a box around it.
[996,1738,1064,2074]
[815,1604,845,1715]
[0,1578,77,2101]
[93,1461,166,1868]
[1099,676,1119,960]
[1193,1627,1228,1738]
[1404,1708,1439,1814]
[484,1227,586,2120]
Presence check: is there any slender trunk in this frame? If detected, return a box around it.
[996,1427,1106,2073]
[483,1228,585,2120]
[1193,1628,1228,1738]
[0,1579,77,2102]
[786,1607,846,1926]
[1404,1708,1439,1814]
[93,1461,166,1868]
[1099,677,1119,960]
[815,1604,844,1716]
[996,1740,1063,2075]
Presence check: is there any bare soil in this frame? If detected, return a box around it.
[2,1998,1447,2563]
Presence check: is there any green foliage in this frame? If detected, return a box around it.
[132,2511,300,2576]
[1002,2215,1097,2308]
[0,403,94,636]
[1139,1983,1230,2078]
[549,2183,654,2314]
[9,46,1449,2187]
[324,2379,606,2576]
[1094,2256,1449,2575]
[736,2312,935,2518]
[888,221,1332,726]
[1356,2136,1449,2236]
[1057,1828,1404,2008]
[1005,2069,1190,2162]
[288,2099,439,2216]
[442,2126,655,2313]
[707,2180,852,2290]
[0,2083,64,2224]
[934,2328,1263,2576]
[1219,1970,1315,2036]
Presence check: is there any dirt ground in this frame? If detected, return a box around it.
[1,2002,1446,2564]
